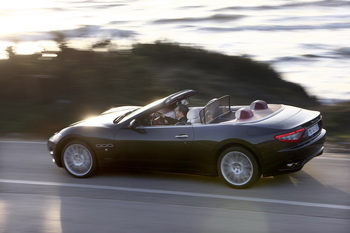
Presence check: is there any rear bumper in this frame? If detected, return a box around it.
[262,129,326,177]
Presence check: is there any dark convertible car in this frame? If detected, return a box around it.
[48,90,326,188]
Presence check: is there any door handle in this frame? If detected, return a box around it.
[175,134,189,139]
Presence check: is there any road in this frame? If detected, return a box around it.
[0,140,349,233]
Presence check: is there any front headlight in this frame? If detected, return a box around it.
[49,132,62,143]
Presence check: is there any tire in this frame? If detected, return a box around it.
[218,147,261,189]
[61,141,97,178]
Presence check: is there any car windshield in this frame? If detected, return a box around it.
[117,98,165,124]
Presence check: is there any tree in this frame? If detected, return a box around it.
[5,46,15,59]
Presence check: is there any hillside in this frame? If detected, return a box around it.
[132,43,318,106]
[0,42,324,137]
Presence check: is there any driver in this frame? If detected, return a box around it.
[162,104,189,125]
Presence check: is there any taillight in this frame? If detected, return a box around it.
[319,115,323,128]
[275,128,305,143]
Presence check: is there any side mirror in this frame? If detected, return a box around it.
[128,119,138,129]
[126,119,146,134]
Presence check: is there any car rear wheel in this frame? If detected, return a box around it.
[218,147,261,189]
[62,141,97,178]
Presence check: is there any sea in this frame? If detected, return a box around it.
[1,0,350,104]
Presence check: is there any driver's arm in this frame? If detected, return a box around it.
[163,116,178,125]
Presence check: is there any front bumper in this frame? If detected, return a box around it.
[47,134,62,167]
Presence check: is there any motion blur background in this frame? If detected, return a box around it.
[0,0,349,143]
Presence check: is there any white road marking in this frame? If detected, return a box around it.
[1,179,349,210]
[0,140,47,145]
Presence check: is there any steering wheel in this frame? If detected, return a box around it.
[150,111,166,125]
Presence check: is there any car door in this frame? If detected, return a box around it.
[114,124,194,169]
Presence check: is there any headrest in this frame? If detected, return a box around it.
[250,100,268,110]
[187,107,202,124]
[235,108,254,120]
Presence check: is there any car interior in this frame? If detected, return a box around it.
[147,95,282,126]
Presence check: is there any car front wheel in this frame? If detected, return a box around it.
[62,141,97,178]
[218,147,261,189]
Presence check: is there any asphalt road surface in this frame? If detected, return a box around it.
[1,140,349,233]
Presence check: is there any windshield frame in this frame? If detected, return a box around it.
[116,89,196,125]
[117,98,166,124]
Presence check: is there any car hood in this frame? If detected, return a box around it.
[71,106,139,127]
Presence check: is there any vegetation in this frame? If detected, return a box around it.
[317,102,350,145]
[0,41,347,145]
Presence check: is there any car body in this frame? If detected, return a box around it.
[48,89,326,188]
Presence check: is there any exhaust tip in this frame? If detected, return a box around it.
[287,161,302,169]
